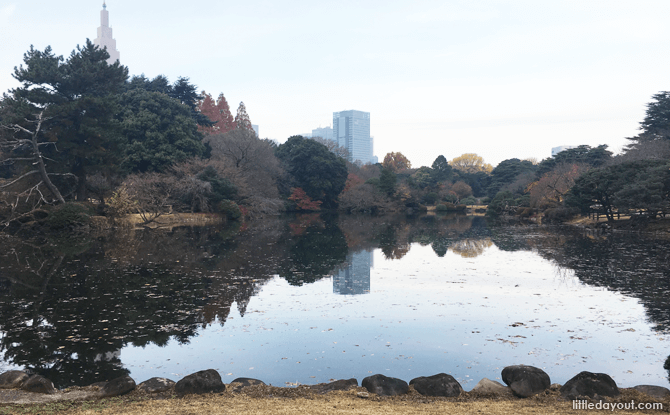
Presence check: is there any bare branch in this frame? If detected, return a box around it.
[0,170,39,188]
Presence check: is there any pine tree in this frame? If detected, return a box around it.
[234,101,254,132]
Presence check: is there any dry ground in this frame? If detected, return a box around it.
[1,385,667,415]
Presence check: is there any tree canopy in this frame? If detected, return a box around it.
[449,153,493,174]
[382,152,411,173]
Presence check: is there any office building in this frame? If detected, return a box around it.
[551,145,576,157]
[333,110,374,164]
[311,126,333,141]
[93,2,120,64]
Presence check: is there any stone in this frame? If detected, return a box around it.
[560,371,619,400]
[633,385,670,399]
[137,377,175,394]
[362,374,408,396]
[175,369,225,396]
[310,378,358,394]
[0,371,30,389]
[229,377,265,392]
[21,375,56,394]
[470,378,512,395]
[549,383,562,391]
[99,376,136,398]
[501,365,550,398]
[409,373,463,397]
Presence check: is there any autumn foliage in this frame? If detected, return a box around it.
[288,187,322,211]
[382,152,412,173]
[449,153,493,174]
[196,91,235,135]
[527,163,588,209]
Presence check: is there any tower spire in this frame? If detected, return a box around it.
[93,1,120,64]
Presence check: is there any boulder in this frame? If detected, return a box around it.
[362,374,408,396]
[501,365,550,398]
[470,378,512,395]
[229,377,266,392]
[21,375,56,394]
[137,377,175,394]
[310,378,358,394]
[175,369,225,396]
[560,371,619,400]
[99,376,136,398]
[0,371,30,389]
[409,373,463,397]
[633,385,670,399]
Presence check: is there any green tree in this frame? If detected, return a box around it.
[2,40,128,200]
[378,167,397,196]
[275,136,348,208]
[631,91,670,143]
[536,145,611,178]
[118,89,205,172]
[488,158,536,197]
[431,155,453,182]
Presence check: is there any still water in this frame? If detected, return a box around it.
[0,214,668,390]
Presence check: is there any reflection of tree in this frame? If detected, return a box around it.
[450,238,493,258]
[665,355,670,383]
[280,217,348,286]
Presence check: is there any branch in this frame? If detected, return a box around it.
[0,170,39,188]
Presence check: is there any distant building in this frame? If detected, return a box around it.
[333,250,372,295]
[252,124,259,137]
[93,2,120,64]
[551,145,576,157]
[333,110,374,164]
[311,126,333,141]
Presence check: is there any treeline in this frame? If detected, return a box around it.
[1,40,669,231]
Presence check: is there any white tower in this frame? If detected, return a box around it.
[93,2,120,64]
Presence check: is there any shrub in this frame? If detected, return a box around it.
[46,203,92,229]
[442,194,458,204]
[436,203,449,212]
[422,192,439,205]
[543,207,579,223]
[217,199,242,220]
[461,196,477,205]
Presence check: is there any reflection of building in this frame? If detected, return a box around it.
[333,250,372,295]
[93,2,120,64]
[333,110,374,164]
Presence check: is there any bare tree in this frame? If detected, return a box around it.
[310,136,349,160]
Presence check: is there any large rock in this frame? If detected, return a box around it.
[310,378,358,394]
[175,369,225,396]
[409,373,462,397]
[21,375,56,394]
[501,365,550,398]
[362,374,408,396]
[99,376,136,398]
[471,378,512,395]
[229,377,266,392]
[0,371,30,389]
[633,385,670,399]
[560,371,619,400]
[137,377,175,394]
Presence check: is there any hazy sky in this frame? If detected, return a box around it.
[1,1,669,167]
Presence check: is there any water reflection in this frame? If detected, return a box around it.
[333,250,372,295]
[0,213,669,387]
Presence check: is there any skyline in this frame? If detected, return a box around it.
[1,1,669,167]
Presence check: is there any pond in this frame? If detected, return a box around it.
[0,213,669,390]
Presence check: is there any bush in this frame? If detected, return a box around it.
[46,203,92,229]
[543,207,579,223]
[217,199,242,221]
[422,192,439,205]
[436,203,449,212]
[480,196,491,204]
[461,196,477,205]
[442,194,458,204]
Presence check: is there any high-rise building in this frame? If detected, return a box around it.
[333,250,372,295]
[311,126,333,141]
[333,110,374,164]
[93,2,120,64]
[551,145,575,157]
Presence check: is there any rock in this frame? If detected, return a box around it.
[21,375,56,394]
[310,378,358,394]
[501,365,550,398]
[633,385,670,399]
[229,377,266,392]
[99,376,136,398]
[362,374,408,396]
[90,382,108,390]
[137,377,175,394]
[560,371,619,400]
[175,369,225,396]
[470,378,512,395]
[0,371,30,389]
[409,373,463,397]
[549,383,562,391]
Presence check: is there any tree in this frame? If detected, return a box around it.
[536,145,611,178]
[449,153,493,174]
[378,167,397,196]
[288,187,322,211]
[431,155,453,182]
[451,181,473,201]
[382,152,411,173]
[196,91,235,135]
[528,163,589,209]
[629,91,670,143]
[487,158,537,197]
[118,89,205,173]
[2,41,129,201]
[310,136,349,159]
[275,136,348,208]
[235,102,254,133]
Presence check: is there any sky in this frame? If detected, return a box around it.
[1,0,669,168]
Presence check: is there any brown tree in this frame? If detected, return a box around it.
[449,153,493,174]
[234,102,254,133]
[310,136,349,159]
[382,152,411,173]
[528,163,589,209]
[196,91,235,135]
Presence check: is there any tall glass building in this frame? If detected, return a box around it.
[333,110,374,164]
